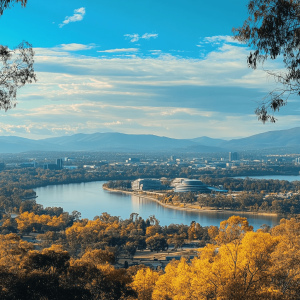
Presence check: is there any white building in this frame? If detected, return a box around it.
[131,179,163,191]
[174,179,210,193]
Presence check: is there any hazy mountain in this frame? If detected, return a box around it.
[174,144,227,153]
[0,136,62,153]
[1,127,300,153]
[190,136,226,147]
[220,127,300,150]
[42,132,198,151]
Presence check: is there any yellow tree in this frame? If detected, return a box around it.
[0,233,33,271]
[131,268,160,300]
[152,231,279,300]
[269,218,300,298]
[152,259,194,300]
[80,248,115,265]
[213,216,254,245]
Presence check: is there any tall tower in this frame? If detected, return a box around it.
[229,152,238,161]
[56,158,63,169]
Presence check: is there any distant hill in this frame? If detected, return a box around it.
[0,133,201,153]
[1,127,300,153]
[0,136,62,153]
[189,127,300,151]
[42,133,199,151]
[220,127,300,150]
[190,136,226,147]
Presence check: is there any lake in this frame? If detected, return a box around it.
[34,181,281,230]
[234,175,300,181]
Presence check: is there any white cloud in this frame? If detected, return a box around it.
[59,43,95,51]
[59,7,86,28]
[124,33,158,42]
[97,48,139,53]
[4,101,300,139]
[124,34,140,42]
[202,35,242,45]
[142,33,158,39]
[27,41,279,105]
[5,36,291,139]
[149,50,161,55]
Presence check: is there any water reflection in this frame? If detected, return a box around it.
[35,181,281,229]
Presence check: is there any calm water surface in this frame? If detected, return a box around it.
[35,181,280,229]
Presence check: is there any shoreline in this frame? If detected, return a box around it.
[102,186,278,217]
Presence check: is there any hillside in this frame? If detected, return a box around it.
[1,127,300,153]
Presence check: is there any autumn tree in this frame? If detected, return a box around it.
[80,248,116,265]
[131,268,160,300]
[233,0,300,123]
[146,233,168,252]
[167,233,186,250]
[210,215,254,245]
[269,217,300,297]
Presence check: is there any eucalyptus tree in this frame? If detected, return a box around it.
[233,0,300,123]
[0,0,36,111]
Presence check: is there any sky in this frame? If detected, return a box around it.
[1,0,300,140]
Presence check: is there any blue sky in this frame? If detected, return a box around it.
[1,0,300,139]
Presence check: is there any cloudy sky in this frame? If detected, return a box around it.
[1,0,300,140]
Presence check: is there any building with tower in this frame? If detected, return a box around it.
[229,152,238,161]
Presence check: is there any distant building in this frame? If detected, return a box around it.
[43,163,58,170]
[170,155,176,161]
[131,179,164,191]
[83,165,96,169]
[128,158,140,162]
[63,166,78,170]
[226,162,236,168]
[20,161,37,168]
[296,158,300,164]
[56,159,63,170]
[229,152,238,161]
[174,179,210,193]
[171,178,187,186]
[5,163,18,168]
[194,164,206,168]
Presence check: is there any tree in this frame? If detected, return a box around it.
[0,0,27,16]
[167,233,186,250]
[212,215,253,245]
[146,234,168,252]
[123,242,137,259]
[80,248,116,265]
[1,0,36,111]
[131,268,160,300]
[233,0,300,123]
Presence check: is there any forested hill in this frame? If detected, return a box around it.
[1,127,300,153]
[0,133,224,153]
[192,127,300,150]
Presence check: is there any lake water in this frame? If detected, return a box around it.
[234,175,300,181]
[34,181,281,230]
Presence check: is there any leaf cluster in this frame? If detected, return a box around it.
[233,0,300,122]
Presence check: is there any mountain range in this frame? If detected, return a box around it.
[0,127,300,153]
